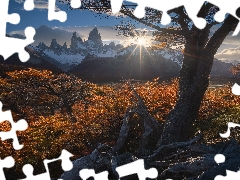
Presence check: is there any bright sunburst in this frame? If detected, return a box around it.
[136,37,145,46]
[130,36,152,47]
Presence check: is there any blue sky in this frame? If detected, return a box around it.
[7,0,122,32]
[7,0,240,61]
[7,0,134,46]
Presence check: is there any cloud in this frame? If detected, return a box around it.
[222,34,240,46]
[9,25,129,46]
[15,0,60,11]
[215,46,240,60]
[15,0,24,3]
[58,26,128,42]
[10,25,74,46]
[35,3,61,11]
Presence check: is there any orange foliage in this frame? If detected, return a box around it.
[0,68,239,177]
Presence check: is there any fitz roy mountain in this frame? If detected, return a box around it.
[33,27,184,71]
[2,27,235,82]
[33,27,124,71]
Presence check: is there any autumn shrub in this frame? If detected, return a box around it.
[0,69,240,177]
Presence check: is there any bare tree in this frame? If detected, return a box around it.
[63,0,238,145]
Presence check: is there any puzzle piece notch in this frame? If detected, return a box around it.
[214,154,225,164]
[214,154,240,179]
[0,156,15,180]
[0,0,20,36]
[110,0,207,28]
[48,0,67,22]
[220,122,240,138]
[215,170,240,180]
[43,149,74,171]
[21,164,50,180]
[24,0,68,22]
[79,169,109,180]
[110,0,240,33]
[116,159,158,180]
[232,83,240,95]
[0,0,35,62]
[0,27,36,62]
[70,0,82,9]
[0,101,28,150]
[20,149,73,180]
[24,0,35,11]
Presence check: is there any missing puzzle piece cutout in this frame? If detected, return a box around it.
[215,170,240,180]
[110,0,207,28]
[0,156,15,180]
[80,169,109,180]
[219,122,240,138]
[0,0,35,62]
[24,0,67,22]
[214,154,240,179]
[110,0,240,34]
[24,0,82,22]
[232,83,240,95]
[0,101,28,150]
[116,159,158,180]
[79,159,158,180]
[20,149,73,180]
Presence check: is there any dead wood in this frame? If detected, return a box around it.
[129,82,162,154]
[148,132,203,160]
[112,107,133,155]
[60,89,240,180]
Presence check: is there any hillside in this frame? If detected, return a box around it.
[69,53,181,82]
[0,47,62,77]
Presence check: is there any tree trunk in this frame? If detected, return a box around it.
[160,14,238,145]
[160,53,211,145]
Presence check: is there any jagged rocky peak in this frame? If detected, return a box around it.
[37,42,48,51]
[87,27,103,47]
[108,41,115,49]
[50,38,61,53]
[71,32,83,43]
[70,32,85,54]
[63,42,67,51]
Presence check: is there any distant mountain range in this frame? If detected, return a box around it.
[0,27,236,82]
[0,47,62,76]
[69,53,181,82]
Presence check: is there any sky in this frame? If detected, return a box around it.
[7,0,240,61]
[8,0,132,45]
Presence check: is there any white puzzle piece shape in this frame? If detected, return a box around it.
[0,156,15,180]
[116,159,158,180]
[79,169,109,180]
[0,102,28,150]
[20,149,73,180]
[0,0,35,62]
[110,0,240,34]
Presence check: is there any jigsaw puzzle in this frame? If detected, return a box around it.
[0,0,81,63]
[220,122,240,138]
[0,156,15,180]
[79,169,109,180]
[0,101,28,150]
[0,0,35,62]
[110,0,240,34]
[20,149,73,180]
[1,0,240,179]
[116,159,158,180]
[79,159,158,180]
[24,0,81,22]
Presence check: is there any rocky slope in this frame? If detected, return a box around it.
[0,47,62,77]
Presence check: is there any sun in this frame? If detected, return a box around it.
[137,37,145,46]
[131,36,152,47]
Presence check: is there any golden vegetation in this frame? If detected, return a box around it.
[0,68,239,177]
